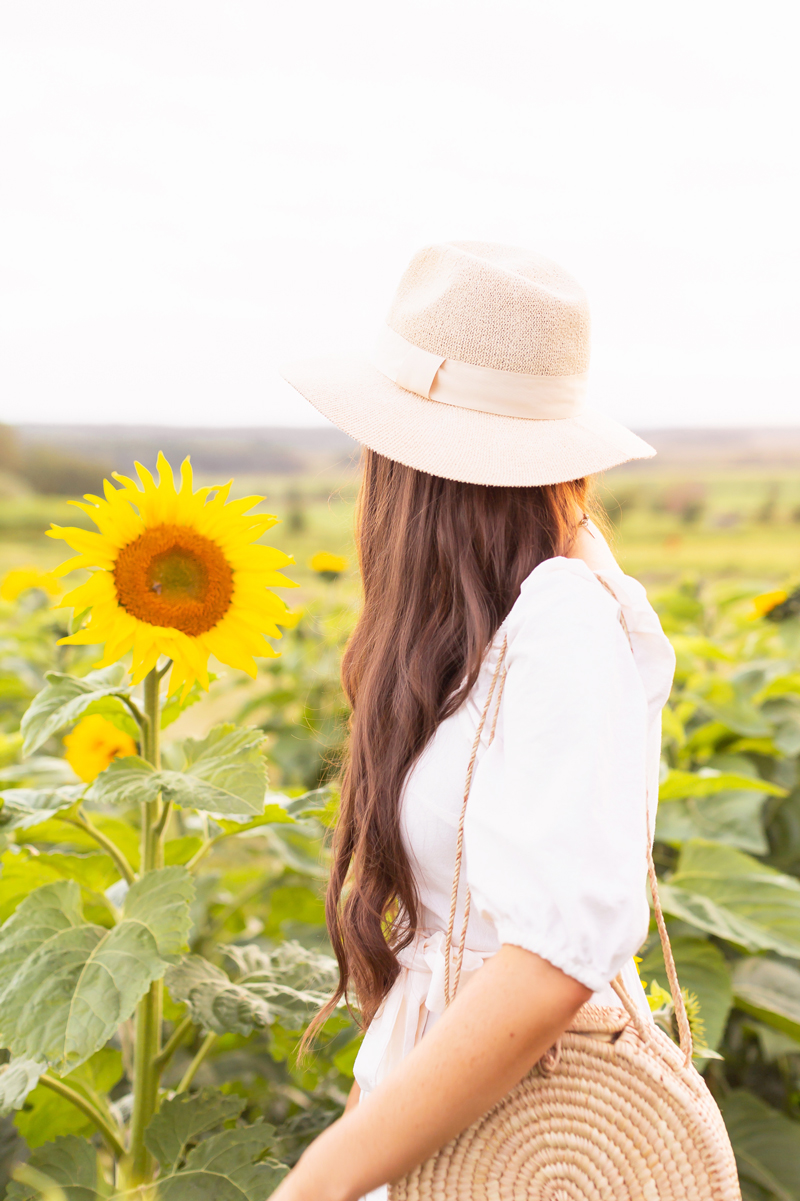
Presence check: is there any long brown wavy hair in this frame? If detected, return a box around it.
[308,448,590,1040]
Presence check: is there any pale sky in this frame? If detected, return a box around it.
[1,0,798,429]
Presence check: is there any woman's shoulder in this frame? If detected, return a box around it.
[501,556,620,644]
[497,549,676,713]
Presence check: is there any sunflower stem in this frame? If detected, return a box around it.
[153,1013,194,1074]
[64,810,137,884]
[152,797,172,842]
[176,1031,217,1094]
[142,669,162,773]
[121,695,148,738]
[127,668,164,1185]
[39,1074,127,1158]
[156,657,173,681]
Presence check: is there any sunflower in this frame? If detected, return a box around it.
[0,566,62,602]
[751,589,789,619]
[308,552,348,581]
[64,714,138,783]
[49,453,297,695]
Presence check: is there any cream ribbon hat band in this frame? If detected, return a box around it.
[371,324,588,421]
[280,241,656,487]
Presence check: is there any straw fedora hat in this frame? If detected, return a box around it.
[280,241,655,486]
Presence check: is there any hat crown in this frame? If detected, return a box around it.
[386,242,591,379]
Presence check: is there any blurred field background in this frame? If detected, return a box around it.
[2,422,800,589]
[3,420,800,755]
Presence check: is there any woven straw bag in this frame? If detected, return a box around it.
[390,609,741,1201]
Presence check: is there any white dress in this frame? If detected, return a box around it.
[354,536,676,1201]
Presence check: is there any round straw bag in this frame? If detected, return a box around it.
[390,606,741,1200]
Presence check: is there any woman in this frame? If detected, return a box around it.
[274,243,676,1201]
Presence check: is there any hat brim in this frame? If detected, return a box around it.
[280,356,655,487]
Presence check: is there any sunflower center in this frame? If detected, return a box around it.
[148,548,207,603]
[114,524,234,636]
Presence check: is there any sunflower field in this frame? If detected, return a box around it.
[0,459,799,1198]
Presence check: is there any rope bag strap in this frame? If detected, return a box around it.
[443,576,693,1067]
[443,632,509,1008]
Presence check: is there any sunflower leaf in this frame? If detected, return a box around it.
[79,696,140,742]
[212,805,295,835]
[0,786,85,832]
[84,757,160,807]
[144,1089,246,1170]
[176,725,269,815]
[0,1058,46,1116]
[659,769,787,801]
[0,849,76,925]
[659,840,800,959]
[0,868,193,1073]
[156,1125,288,1198]
[0,758,79,788]
[87,726,268,816]
[21,666,131,757]
[164,955,274,1036]
[152,1122,288,1198]
[733,957,800,1041]
[655,788,770,854]
[721,1091,800,1201]
[283,786,337,819]
[6,1134,102,1201]
[165,942,336,1037]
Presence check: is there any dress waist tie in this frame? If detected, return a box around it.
[353,929,495,1098]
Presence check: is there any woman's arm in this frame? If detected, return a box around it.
[272,945,591,1201]
[343,1079,361,1114]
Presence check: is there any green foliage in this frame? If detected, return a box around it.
[652,583,800,1185]
[143,1091,289,1197]
[0,1064,46,1119]
[86,727,269,816]
[639,936,733,1055]
[659,839,800,958]
[6,1135,101,1201]
[164,941,339,1044]
[21,668,132,758]
[0,788,84,834]
[232,607,353,792]
[0,582,356,1196]
[721,1091,800,1201]
[0,869,193,1073]
[732,958,800,1042]
[155,1128,287,1199]
[14,1051,123,1150]
[144,1090,247,1170]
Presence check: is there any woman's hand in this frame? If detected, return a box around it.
[269,945,591,1201]
[567,513,621,576]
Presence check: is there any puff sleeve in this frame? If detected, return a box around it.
[463,558,653,994]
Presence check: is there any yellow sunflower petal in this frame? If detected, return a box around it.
[200,626,260,676]
[60,575,116,611]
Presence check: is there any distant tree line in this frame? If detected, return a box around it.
[0,424,360,496]
[0,425,111,496]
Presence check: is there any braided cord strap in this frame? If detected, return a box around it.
[594,575,693,1066]
[443,632,509,1006]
